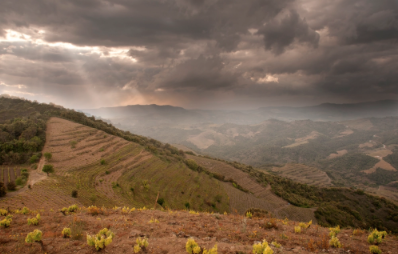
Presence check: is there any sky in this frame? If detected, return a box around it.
[0,0,398,110]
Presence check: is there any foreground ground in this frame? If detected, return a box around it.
[0,206,397,254]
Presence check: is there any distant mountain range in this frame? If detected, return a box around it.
[83,100,398,124]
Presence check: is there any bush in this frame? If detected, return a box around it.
[27,214,40,225]
[134,237,149,253]
[185,202,190,209]
[87,206,103,216]
[87,228,115,251]
[25,229,42,243]
[15,177,24,186]
[70,140,77,148]
[72,190,78,198]
[61,205,78,215]
[368,229,387,245]
[100,159,106,165]
[42,164,54,176]
[246,212,253,219]
[186,238,201,254]
[253,240,273,254]
[0,181,6,197]
[294,226,301,233]
[157,198,165,207]
[7,181,16,191]
[29,155,39,164]
[329,236,342,248]
[369,245,382,254]
[329,225,341,237]
[21,171,29,179]
[62,228,71,238]
[0,215,12,228]
[0,208,7,216]
[263,218,278,230]
[44,152,52,161]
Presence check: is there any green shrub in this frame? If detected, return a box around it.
[134,237,149,253]
[15,177,24,186]
[0,208,7,216]
[27,214,40,225]
[72,190,78,198]
[25,229,42,243]
[157,198,165,207]
[368,229,387,245]
[369,245,382,254]
[185,202,190,209]
[62,228,71,238]
[21,207,30,214]
[87,228,115,251]
[253,240,273,254]
[29,155,39,164]
[7,181,16,191]
[70,140,77,148]
[44,152,52,161]
[100,159,106,165]
[0,215,12,228]
[329,236,342,248]
[42,164,54,176]
[329,225,341,237]
[61,204,78,215]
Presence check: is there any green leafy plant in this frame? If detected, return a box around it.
[100,159,106,165]
[368,229,387,245]
[27,214,40,225]
[0,215,12,228]
[294,226,301,234]
[21,206,30,214]
[134,237,149,253]
[186,238,201,254]
[70,140,77,148]
[0,208,8,216]
[253,240,273,254]
[71,190,78,198]
[25,229,42,243]
[299,220,312,229]
[61,204,78,215]
[329,236,342,248]
[44,152,52,161]
[62,228,71,238]
[87,228,115,251]
[246,211,253,219]
[329,225,341,237]
[369,245,382,254]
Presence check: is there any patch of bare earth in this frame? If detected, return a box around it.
[327,149,348,159]
[363,148,396,174]
[1,207,397,254]
[272,164,332,187]
[283,131,320,148]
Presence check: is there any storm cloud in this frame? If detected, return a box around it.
[0,0,397,109]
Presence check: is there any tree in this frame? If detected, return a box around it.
[42,164,54,176]
[44,152,52,161]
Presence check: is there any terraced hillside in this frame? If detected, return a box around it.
[188,155,317,222]
[271,164,332,187]
[0,117,230,213]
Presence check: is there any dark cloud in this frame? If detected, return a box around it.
[0,0,397,109]
[257,9,320,54]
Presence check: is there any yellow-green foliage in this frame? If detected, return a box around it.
[203,244,218,254]
[0,208,7,216]
[87,228,115,251]
[294,226,301,234]
[299,220,312,229]
[25,229,42,243]
[61,204,78,214]
[369,245,382,254]
[329,236,342,248]
[246,211,253,219]
[27,214,40,225]
[329,225,341,237]
[0,215,12,228]
[186,238,201,254]
[271,241,281,248]
[17,207,30,215]
[134,237,149,253]
[62,228,71,238]
[189,210,199,215]
[149,217,159,223]
[253,240,273,254]
[282,217,289,225]
[367,229,387,245]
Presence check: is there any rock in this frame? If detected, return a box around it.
[129,229,141,238]
[220,238,229,243]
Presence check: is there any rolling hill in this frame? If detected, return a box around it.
[1,97,398,235]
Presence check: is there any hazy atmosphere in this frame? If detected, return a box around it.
[1,0,398,109]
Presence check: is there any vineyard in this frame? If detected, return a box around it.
[0,166,22,186]
[271,164,332,187]
[188,155,317,222]
[0,118,230,213]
